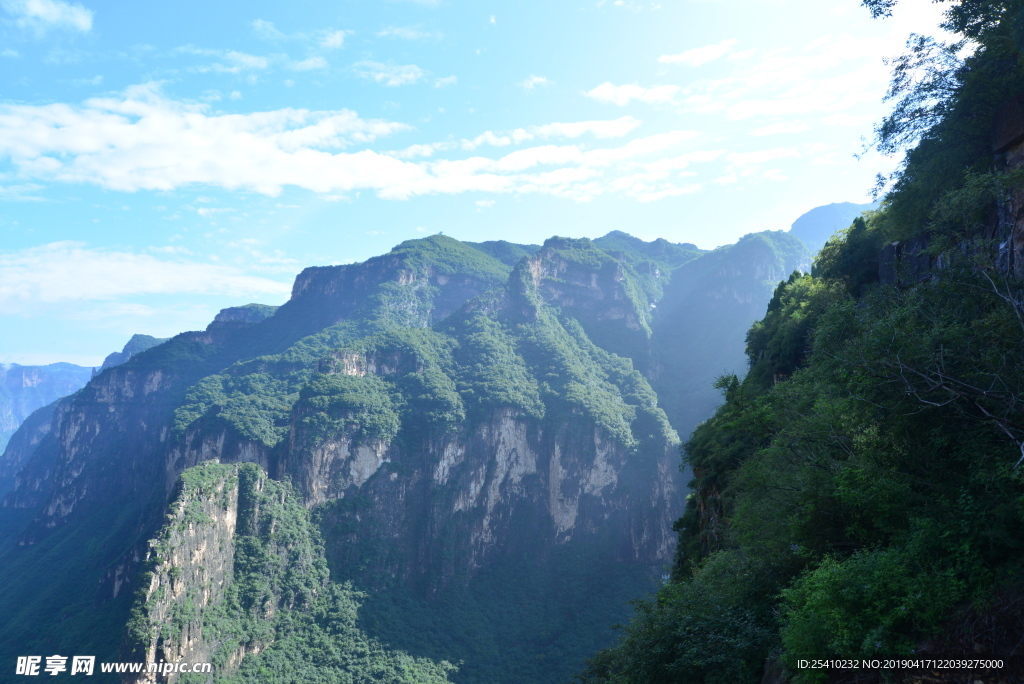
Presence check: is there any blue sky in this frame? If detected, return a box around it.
[0,0,949,365]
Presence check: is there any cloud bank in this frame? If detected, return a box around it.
[0,85,718,202]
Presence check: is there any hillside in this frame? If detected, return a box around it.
[582,1,1024,681]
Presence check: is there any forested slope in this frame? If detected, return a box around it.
[583,1,1024,681]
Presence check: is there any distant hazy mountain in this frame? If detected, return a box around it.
[0,335,171,494]
[789,201,878,254]
[0,363,94,456]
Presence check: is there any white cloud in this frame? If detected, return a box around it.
[195,207,233,217]
[726,147,801,166]
[377,26,440,40]
[674,9,954,128]
[354,61,425,86]
[520,75,550,90]
[224,51,267,70]
[1,48,19,57]
[462,131,513,150]
[390,143,448,159]
[530,116,642,139]
[659,39,737,66]
[749,121,811,136]
[252,20,349,49]
[320,30,347,48]
[585,82,679,106]
[0,242,291,314]
[0,85,717,203]
[290,56,328,71]
[434,75,457,87]
[251,19,285,40]
[2,0,92,32]
[0,182,45,200]
[183,48,269,74]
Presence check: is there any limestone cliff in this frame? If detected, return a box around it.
[123,461,452,683]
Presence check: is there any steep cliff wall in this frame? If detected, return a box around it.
[124,461,452,683]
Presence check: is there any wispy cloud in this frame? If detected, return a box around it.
[675,31,936,122]
[250,18,285,40]
[659,38,737,66]
[434,75,457,88]
[585,82,679,106]
[251,19,349,49]
[354,61,425,86]
[2,0,93,33]
[0,242,291,314]
[520,75,550,91]
[529,116,642,140]
[0,85,720,203]
[290,56,327,71]
[221,51,267,71]
[320,30,347,48]
[749,121,811,136]
[178,47,270,74]
[377,25,441,40]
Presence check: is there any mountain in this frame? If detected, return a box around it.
[98,334,172,372]
[0,229,809,683]
[788,201,878,254]
[651,230,810,441]
[0,336,175,501]
[0,362,94,456]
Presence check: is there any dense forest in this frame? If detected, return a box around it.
[582,1,1024,681]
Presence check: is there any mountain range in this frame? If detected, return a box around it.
[0,219,834,682]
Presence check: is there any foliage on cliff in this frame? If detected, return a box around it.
[583,220,1024,683]
[128,462,455,684]
[172,235,677,459]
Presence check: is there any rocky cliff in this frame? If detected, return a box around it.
[124,461,454,683]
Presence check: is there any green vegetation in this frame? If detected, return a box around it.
[584,225,1024,682]
[171,235,514,449]
[465,239,541,267]
[583,5,1024,679]
[130,462,455,684]
[0,492,142,671]
[390,233,513,282]
[357,538,659,684]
